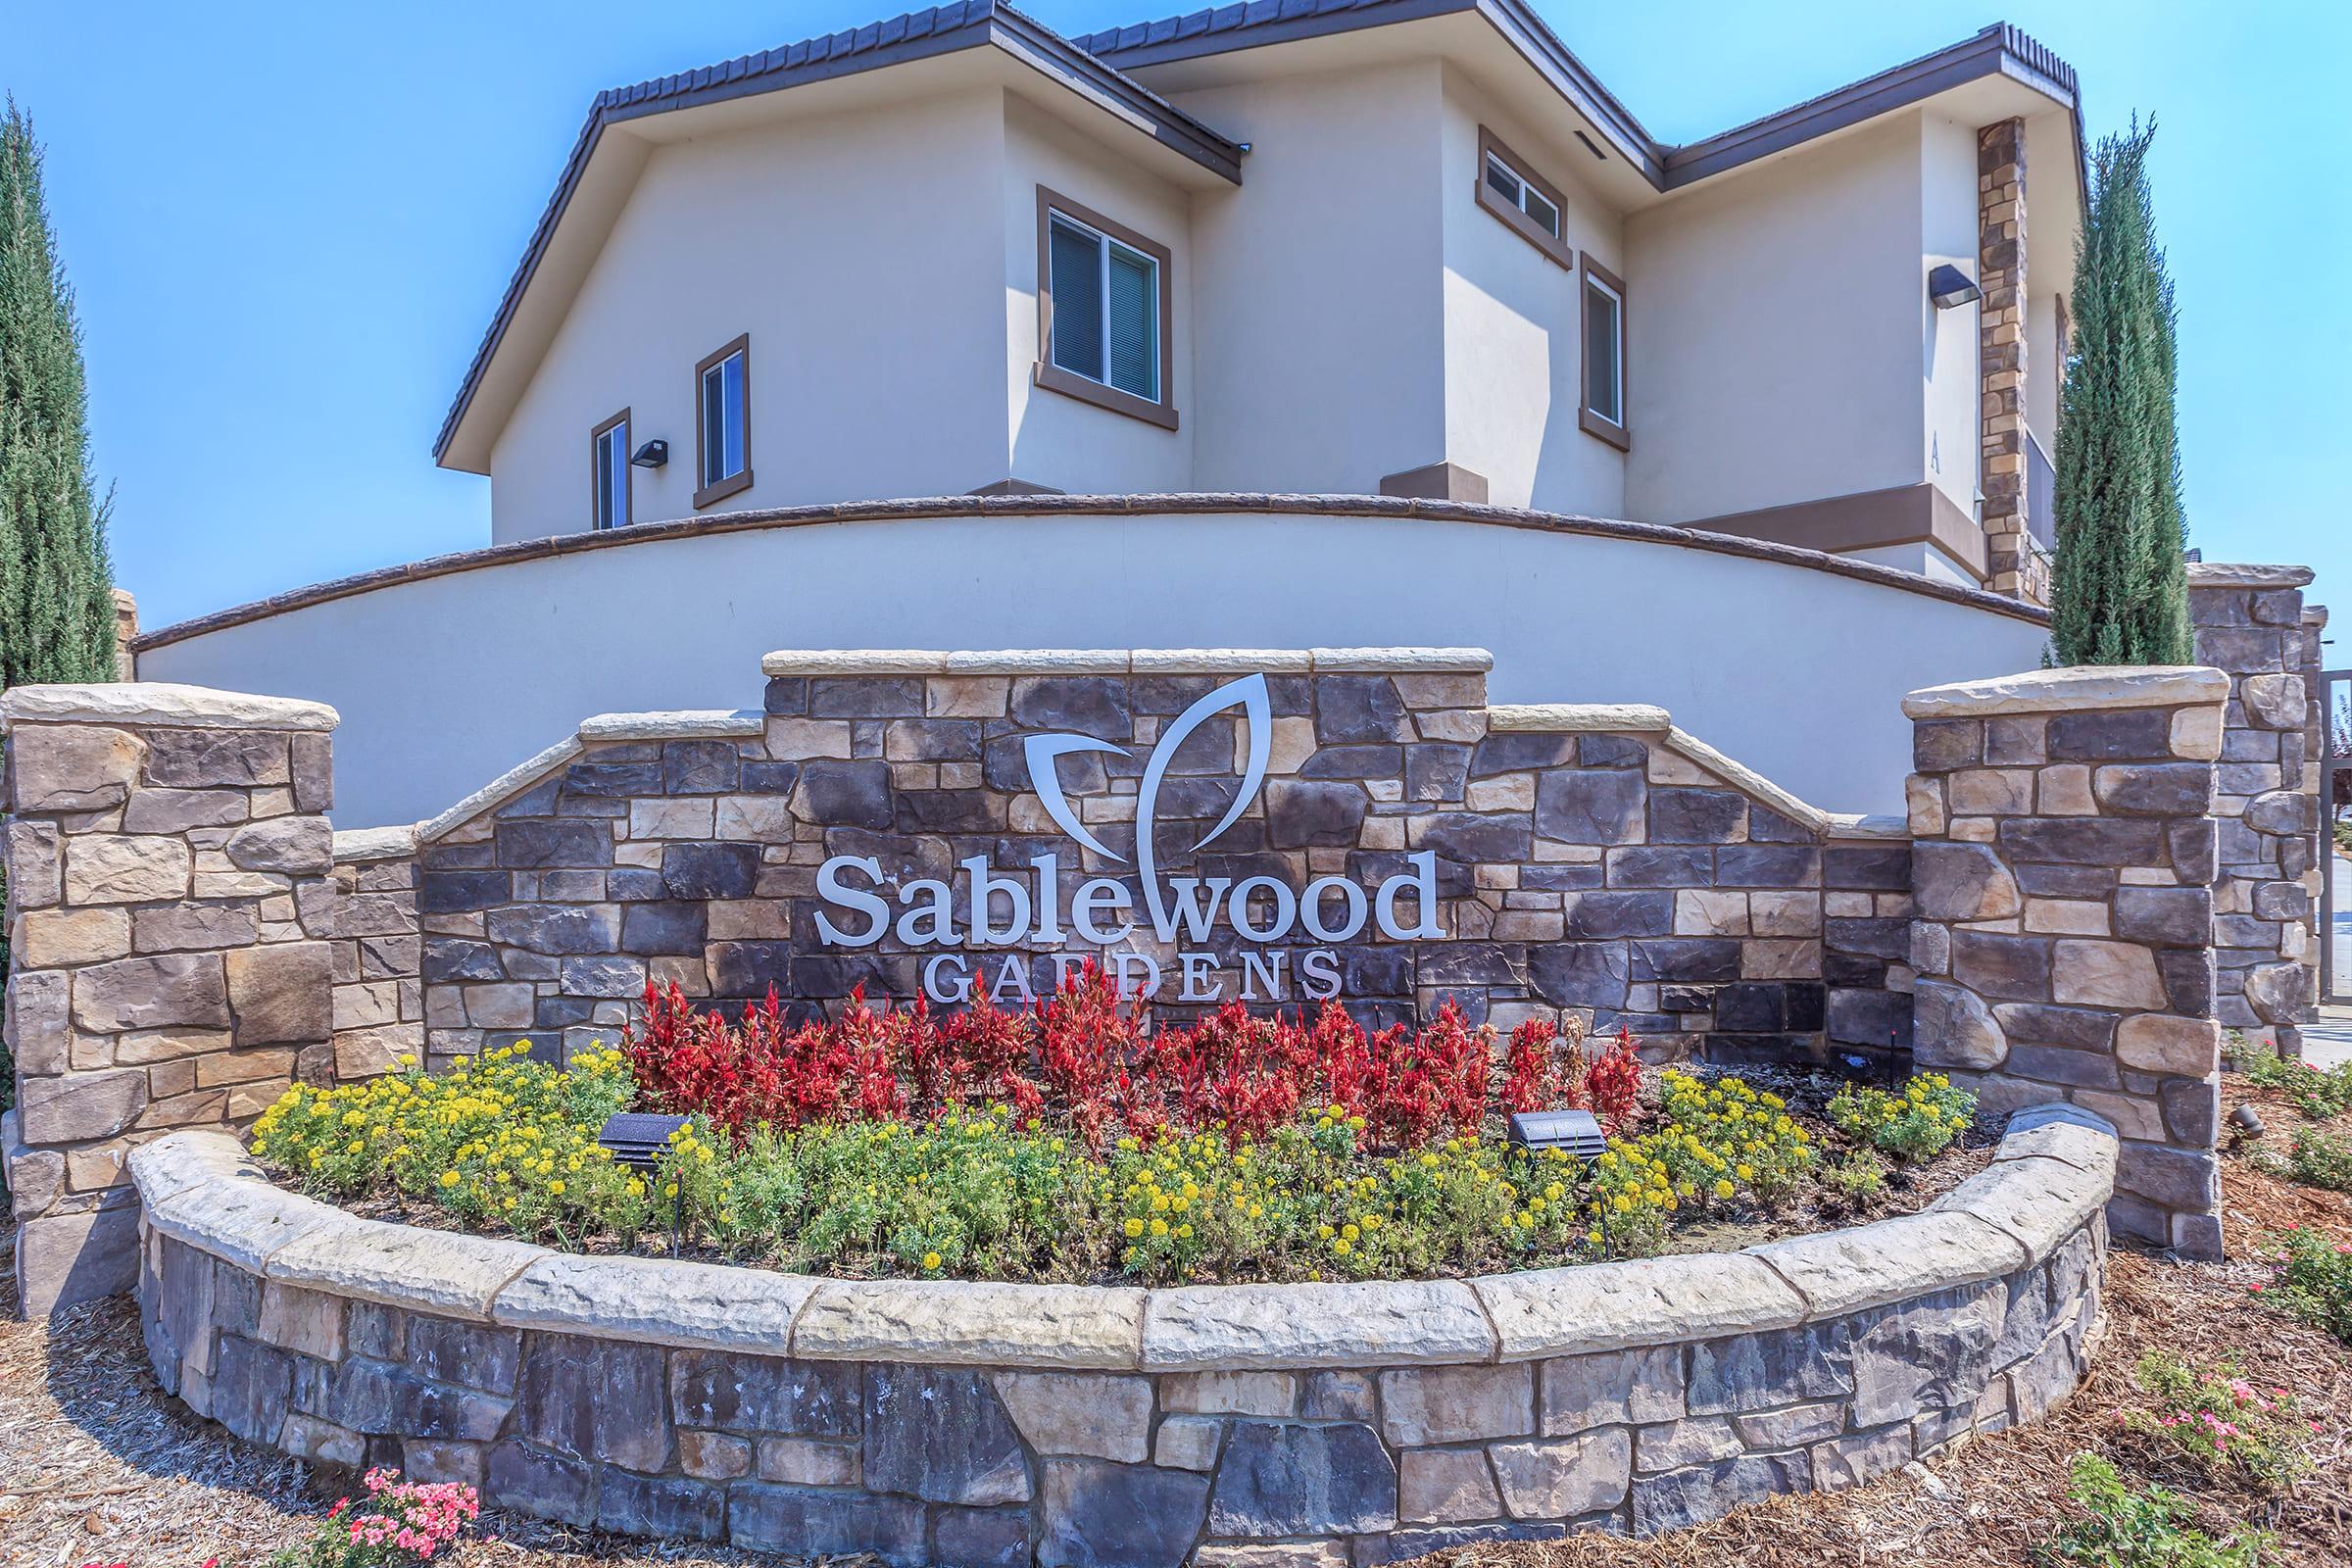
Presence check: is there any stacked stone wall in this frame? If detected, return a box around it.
[395,653,1904,1076]
[2,686,341,1314]
[131,1115,2113,1557]
[2186,564,2324,1051]
[1903,666,2229,1259]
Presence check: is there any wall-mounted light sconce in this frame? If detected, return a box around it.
[1928,264,1983,310]
[630,439,668,468]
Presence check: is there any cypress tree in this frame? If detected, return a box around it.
[0,98,117,690]
[2049,119,2191,665]
[2,100,117,1107]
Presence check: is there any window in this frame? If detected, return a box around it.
[1580,256,1629,450]
[590,409,630,530]
[1474,127,1575,270]
[1034,187,1177,430]
[694,334,752,508]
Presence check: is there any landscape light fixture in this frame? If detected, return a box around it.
[629,438,669,468]
[1927,264,1982,310]
[1504,1107,1607,1161]
[599,1111,691,1252]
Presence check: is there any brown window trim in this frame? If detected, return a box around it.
[1578,255,1630,452]
[693,333,754,510]
[589,407,631,530]
[1475,126,1576,271]
[1034,186,1179,432]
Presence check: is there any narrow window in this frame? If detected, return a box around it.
[694,334,752,508]
[1035,188,1176,429]
[1475,128,1575,269]
[590,410,630,530]
[1580,257,1629,450]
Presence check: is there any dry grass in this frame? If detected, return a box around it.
[1,1086,2346,1567]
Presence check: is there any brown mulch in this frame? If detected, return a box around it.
[1,1102,2347,1566]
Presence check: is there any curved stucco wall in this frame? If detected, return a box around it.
[131,1109,2112,1552]
[135,504,2050,828]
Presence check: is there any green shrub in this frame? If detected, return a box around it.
[2253,1227,2352,1345]
[2283,1126,2352,1192]
[2238,1037,2352,1119]
[1827,1073,1976,1160]
[2043,1454,2271,1566]
[1825,1148,1886,1201]
[2118,1353,2307,1491]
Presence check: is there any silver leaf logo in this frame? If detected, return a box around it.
[1022,673,1273,935]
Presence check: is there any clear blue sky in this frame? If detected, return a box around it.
[10,1,2347,638]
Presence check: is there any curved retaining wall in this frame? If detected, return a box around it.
[130,499,2054,827]
[130,1108,2114,1557]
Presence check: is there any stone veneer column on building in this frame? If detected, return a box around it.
[1978,118,2048,609]
[2,682,341,1316]
[2185,563,2325,1054]
[1904,664,2228,1259]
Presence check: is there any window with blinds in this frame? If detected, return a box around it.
[1048,210,1159,404]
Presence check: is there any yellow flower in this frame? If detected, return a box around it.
[1124,1217,1145,1239]
[922,1251,943,1271]
[438,1169,460,1189]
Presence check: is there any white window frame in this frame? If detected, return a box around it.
[1485,151,1560,238]
[591,410,630,531]
[1580,257,1630,451]
[1048,209,1161,404]
[694,334,752,509]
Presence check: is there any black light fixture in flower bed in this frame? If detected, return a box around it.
[599,1112,691,1254]
[1505,1107,1606,1160]
[597,1112,690,1169]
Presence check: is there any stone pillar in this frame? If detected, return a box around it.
[2186,564,2322,1054]
[1903,665,2229,1259]
[1977,118,2046,608]
[3,682,340,1316]
[112,588,139,682]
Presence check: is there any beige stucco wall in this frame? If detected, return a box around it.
[1623,114,1931,528]
[1920,111,1984,524]
[1002,94,1195,491]
[1436,66,1627,514]
[1171,62,1449,494]
[487,92,1010,543]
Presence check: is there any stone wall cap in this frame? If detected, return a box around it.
[2186,563,2315,589]
[944,650,1134,675]
[1663,727,1834,833]
[1140,1279,1494,1370]
[576,709,765,741]
[1474,1252,1807,1360]
[416,736,585,844]
[266,1215,545,1320]
[143,1171,349,1274]
[334,824,418,863]
[1902,665,2230,718]
[761,650,953,676]
[1488,704,1672,734]
[0,681,339,734]
[1308,647,1494,672]
[758,648,1495,678]
[1127,649,1317,674]
[494,1251,817,1351]
[1744,1209,2026,1319]
[1825,812,1910,840]
[1933,1152,2112,1265]
[1994,1104,2121,1175]
[792,1279,1148,1369]
[126,1129,270,1205]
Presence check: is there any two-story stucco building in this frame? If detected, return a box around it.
[134,0,2087,827]
[434,0,2081,597]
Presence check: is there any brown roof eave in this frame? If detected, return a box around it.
[430,1,1243,469]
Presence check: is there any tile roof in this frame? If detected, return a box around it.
[433,2,1240,466]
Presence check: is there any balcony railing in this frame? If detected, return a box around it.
[2026,428,2056,552]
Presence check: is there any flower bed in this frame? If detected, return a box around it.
[249,975,1986,1287]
